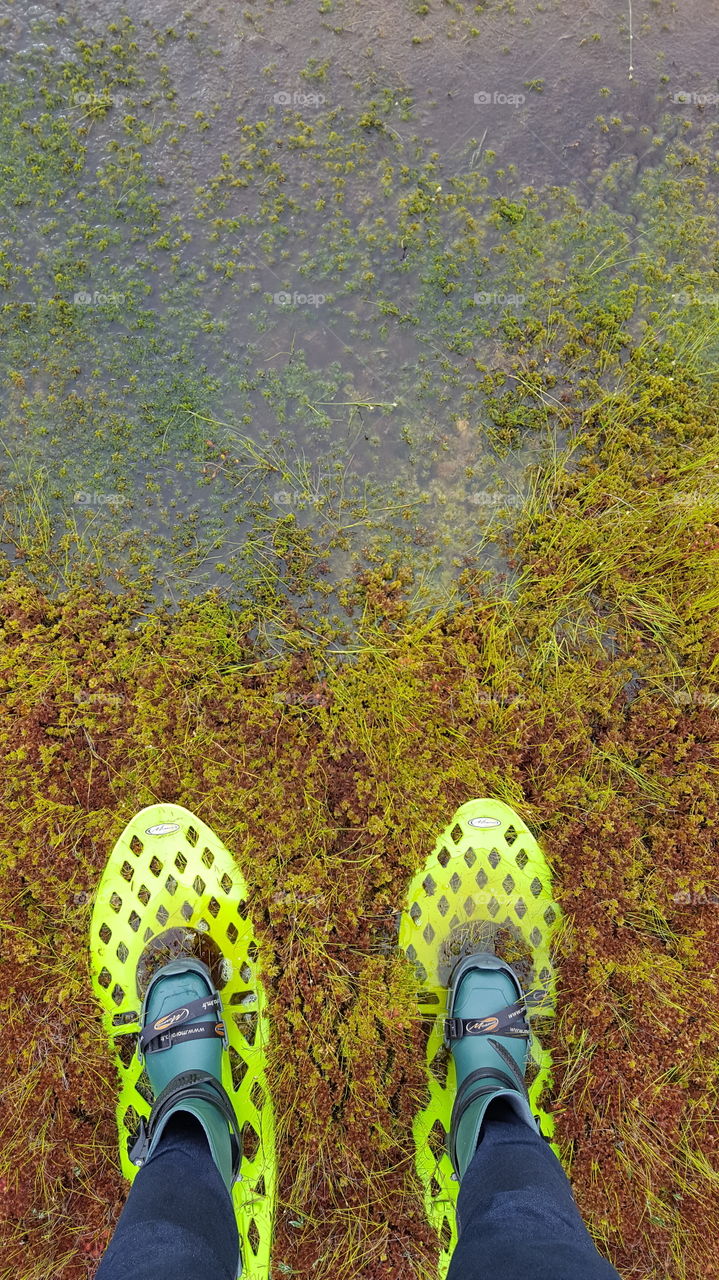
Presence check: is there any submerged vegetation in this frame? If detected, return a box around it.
[2,6,718,618]
[1,2,719,1279]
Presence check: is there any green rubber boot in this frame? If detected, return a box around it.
[128,957,242,1191]
[444,951,548,1183]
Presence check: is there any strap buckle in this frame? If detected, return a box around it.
[126,1069,243,1182]
[127,1116,150,1167]
[443,1007,533,1048]
[443,1016,464,1042]
[443,987,550,1049]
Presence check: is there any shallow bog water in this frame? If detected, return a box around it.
[0,0,717,621]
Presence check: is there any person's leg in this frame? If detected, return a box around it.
[95,1113,240,1280]
[446,1098,622,1280]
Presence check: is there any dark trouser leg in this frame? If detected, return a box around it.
[95,1114,240,1280]
[447,1098,622,1280]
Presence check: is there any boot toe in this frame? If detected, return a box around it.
[142,961,224,1097]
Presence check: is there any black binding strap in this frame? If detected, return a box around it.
[444,986,549,1044]
[452,1064,528,1127]
[142,1019,227,1055]
[138,993,226,1056]
[128,1069,243,1179]
[448,1062,551,1177]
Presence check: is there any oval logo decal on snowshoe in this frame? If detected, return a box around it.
[468,817,501,828]
[153,1007,189,1031]
[144,822,181,836]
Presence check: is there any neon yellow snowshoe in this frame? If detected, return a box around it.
[89,804,276,1280]
[396,797,563,1278]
